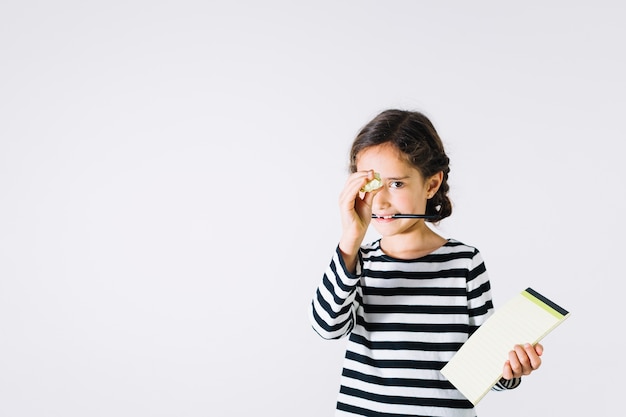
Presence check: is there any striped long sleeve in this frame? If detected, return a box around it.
[310,245,361,340]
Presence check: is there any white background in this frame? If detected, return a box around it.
[1,1,624,416]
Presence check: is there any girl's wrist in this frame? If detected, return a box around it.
[338,237,362,258]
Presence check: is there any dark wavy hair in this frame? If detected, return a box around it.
[349,109,452,221]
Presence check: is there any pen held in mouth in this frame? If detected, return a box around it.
[371,214,440,220]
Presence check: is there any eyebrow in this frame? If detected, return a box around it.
[383,175,411,181]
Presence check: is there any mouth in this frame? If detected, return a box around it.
[372,214,396,220]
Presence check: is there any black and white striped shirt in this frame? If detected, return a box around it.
[310,239,520,417]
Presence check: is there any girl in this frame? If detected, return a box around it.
[309,109,543,416]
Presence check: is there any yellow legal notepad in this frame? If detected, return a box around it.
[440,287,571,405]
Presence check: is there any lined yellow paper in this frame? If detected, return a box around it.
[440,288,570,405]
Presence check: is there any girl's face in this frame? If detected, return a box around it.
[355,143,441,235]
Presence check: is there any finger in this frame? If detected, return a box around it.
[502,360,513,380]
[339,172,371,207]
[523,343,542,371]
[507,347,523,377]
[342,172,373,200]
[361,184,382,204]
[514,344,535,375]
[358,170,380,193]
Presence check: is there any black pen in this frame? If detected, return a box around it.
[371,214,440,219]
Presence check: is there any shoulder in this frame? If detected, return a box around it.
[444,239,478,253]
[438,238,481,257]
[360,239,383,259]
[434,239,487,273]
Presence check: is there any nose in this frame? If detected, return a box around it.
[372,185,390,210]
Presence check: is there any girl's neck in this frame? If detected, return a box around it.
[379,225,447,260]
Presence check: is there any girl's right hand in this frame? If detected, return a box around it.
[338,170,381,258]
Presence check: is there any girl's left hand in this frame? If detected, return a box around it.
[502,343,543,380]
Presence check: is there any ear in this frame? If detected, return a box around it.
[425,171,444,199]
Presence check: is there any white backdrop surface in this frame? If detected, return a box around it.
[1,1,624,416]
